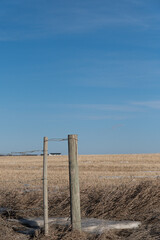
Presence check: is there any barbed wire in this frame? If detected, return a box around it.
[0,137,68,156]
[0,150,43,156]
[11,150,43,154]
[47,138,68,142]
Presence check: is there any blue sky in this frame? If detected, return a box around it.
[1,0,160,154]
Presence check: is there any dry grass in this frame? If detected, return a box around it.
[0,154,160,239]
[0,153,160,190]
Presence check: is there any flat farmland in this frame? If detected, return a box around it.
[0,154,160,239]
[0,153,160,190]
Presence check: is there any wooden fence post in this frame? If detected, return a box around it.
[43,136,49,235]
[68,134,81,231]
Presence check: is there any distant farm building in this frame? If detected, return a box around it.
[49,153,61,156]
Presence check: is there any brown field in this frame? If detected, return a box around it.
[0,154,160,239]
[1,153,160,189]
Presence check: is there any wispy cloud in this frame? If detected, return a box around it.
[62,103,140,112]
[64,114,127,121]
[46,100,160,121]
[133,101,160,109]
[67,100,160,120]
[69,59,160,89]
[3,100,160,122]
[0,0,160,40]
[41,103,141,121]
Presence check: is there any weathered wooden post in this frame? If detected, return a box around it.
[68,134,81,231]
[43,136,49,235]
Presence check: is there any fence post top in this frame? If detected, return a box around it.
[68,134,78,140]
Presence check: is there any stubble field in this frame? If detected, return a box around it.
[0,154,160,239]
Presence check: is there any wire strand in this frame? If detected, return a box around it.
[48,138,68,142]
[11,150,43,155]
